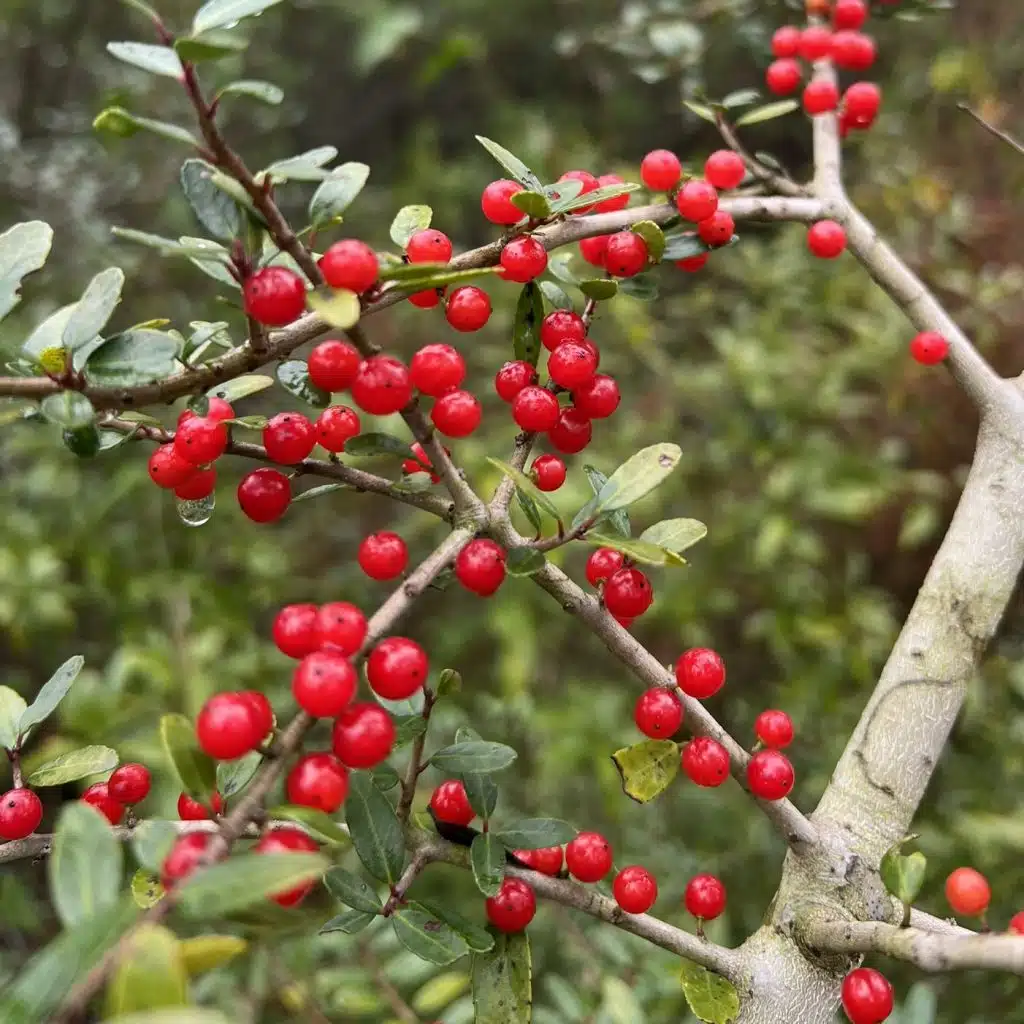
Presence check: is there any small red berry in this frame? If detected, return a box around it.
[286,752,349,813]
[429,780,475,826]
[486,877,536,932]
[807,220,847,259]
[548,341,598,389]
[572,375,620,419]
[604,232,648,278]
[161,832,213,889]
[676,180,719,222]
[512,386,560,432]
[548,407,592,454]
[585,547,624,587]
[174,415,227,467]
[697,210,735,247]
[446,286,492,332]
[755,710,794,749]
[747,749,795,801]
[771,26,802,58]
[316,601,367,656]
[332,703,396,769]
[0,788,43,840]
[174,467,216,501]
[1008,911,1024,935]
[495,361,538,402]
[402,441,445,482]
[613,866,658,914]
[531,454,566,492]
[558,170,599,211]
[704,150,745,191]
[273,603,319,659]
[676,254,709,272]
[910,331,948,365]
[308,340,361,392]
[431,389,482,438]
[367,637,429,700]
[241,691,273,742]
[841,967,894,1024]
[254,827,320,906]
[804,80,840,116]
[603,568,653,618]
[358,532,408,581]
[197,693,263,760]
[244,267,306,327]
[799,25,833,61]
[406,228,453,264]
[481,179,525,225]
[176,791,223,820]
[108,763,151,805]
[766,58,803,96]
[833,0,868,30]
[292,651,357,717]
[410,344,466,396]
[515,846,563,875]
[237,468,291,523]
[81,782,124,825]
[640,150,682,192]
[455,538,507,597]
[945,867,991,918]
[315,405,360,452]
[565,831,613,883]
[541,310,587,352]
[500,236,548,283]
[178,397,234,427]
[351,356,413,416]
[263,412,315,465]
[844,83,881,128]
[682,737,730,787]
[634,688,684,738]
[832,31,876,72]
[318,240,379,293]
[684,874,726,920]
[579,235,610,267]
[408,288,443,309]
[675,648,726,699]
[148,445,196,489]
[594,173,631,213]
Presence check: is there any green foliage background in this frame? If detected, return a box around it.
[1,0,1023,1021]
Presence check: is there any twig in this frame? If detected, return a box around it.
[396,690,435,823]
[715,114,805,197]
[958,103,1024,157]
[381,848,433,915]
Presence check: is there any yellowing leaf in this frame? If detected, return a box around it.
[679,959,740,1024]
[611,739,679,803]
[179,935,248,974]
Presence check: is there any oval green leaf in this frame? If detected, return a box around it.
[639,517,708,554]
[324,866,383,914]
[513,281,544,368]
[179,935,248,975]
[19,655,85,734]
[49,802,123,928]
[159,713,217,800]
[216,749,262,797]
[579,278,618,300]
[611,739,680,803]
[474,136,544,192]
[510,191,552,220]
[345,771,406,885]
[28,745,118,787]
[207,374,274,403]
[218,79,284,105]
[594,442,683,514]
[86,329,181,387]
[734,99,799,127]
[266,804,350,845]
[309,162,371,225]
[130,868,165,909]
[0,221,53,321]
[105,923,188,1015]
[277,359,331,407]
[40,391,96,430]
[306,289,361,330]
[106,42,185,78]
[180,159,241,241]
[679,959,741,1024]
[583,532,681,568]
[390,204,433,248]
[0,686,27,749]
[193,0,285,34]
[430,741,517,775]
[319,908,375,935]
[472,932,532,1024]
[344,432,415,458]
[470,832,505,898]
[413,899,495,953]
[393,908,470,966]
[494,819,575,851]
[505,548,546,578]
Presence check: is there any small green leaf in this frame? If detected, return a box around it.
[206,171,264,221]
[735,100,800,127]
[224,415,268,430]
[510,191,552,220]
[180,159,241,242]
[472,931,532,1023]
[105,923,188,1015]
[513,281,544,368]
[539,280,574,311]
[722,88,761,109]
[430,741,517,775]
[579,465,630,537]
[0,686,27,748]
[293,482,349,503]
[308,162,371,225]
[371,758,401,789]
[413,899,495,953]
[552,181,639,216]
[277,359,330,407]
[262,146,338,183]
[106,42,184,78]
[28,745,118,787]
[541,178,583,205]
[639,518,708,554]
[267,805,350,845]
[460,772,499,820]
[611,739,680,803]
[393,908,470,965]
[50,802,123,928]
[547,251,580,286]
[19,655,85,734]
[470,832,505,897]
[0,221,53,321]
[63,424,103,457]
[344,432,415,458]
[324,866,383,914]
[584,532,685,568]
[159,713,217,801]
[683,100,718,123]
[436,668,462,697]
[307,289,361,330]
[617,274,659,302]
[579,279,618,300]
[390,204,433,248]
[594,443,683,514]
[216,750,262,797]
[86,329,181,387]
[130,869,165,909]
[679,959,741,1024]
[345,771,406,885]
[217,79,283,104]
[179,935,248,975]
[63,268,124,352]
[494,819,575,850]
[505,548,546,578]
[662,232,714,262]
[207,374,274,403]
[385,265,500,292]
[320,909,376,934]
[393,713,429,746]
[880,837,927,906]
[174,31,248,61]
[487,458,562,525]
[94,108,201,147]
[40,391,96,430]
[515,488,544,536]
[130,821,179,873]
[474,136,544,192]
[193,0,285,34]
[631,220,666,262]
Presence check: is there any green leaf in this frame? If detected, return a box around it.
[510,191,552,220]
[631,220,666,262]
[218,78,284,104]
[639,518,708,554]
[722,88,761,109]
[110,227,208,257]
[177,852,327,918]
[683,100,717,123]
[28,745,118,787]
[324,866,383,914]
[307,289,361,331]
[460,771,499,820]
[180,159,241,241]
[216,749,262,797]
[0,221,53,321]
[207,373,274,403]
[19,655,85,734]
[390,204,433,248]
[206,170,264,221]
[267,804,350,845]
[262,146,338,183]
[436,668,462,697]
[386,265,501,292]
[179,935,248,975]
[320,908,376,935]
[880,837,927,906]
[276,359,331,407]
[679,959,741,1024]
[130,869,165,909]
[345,771,406,885]
[547,251,580,286]
[106,42,184,78]
[393,713,429,746]
[506,548,546,577]
[470,832,505,897]
[39,391,95,430]
[474,136,544,192]
[580,465,630,537]
[0,686,27,748]
[662,232,714,262]
[193,0,285,35]
[94,107,201,147]
[160,713,217,800]
[617,273,659,301]
[308,162,370,225]
[344,432,415,458]
[393,908,470,965]
[106,923,188,1015]
[541,178,583,205]
[515,488,543,536]
[130,821,179,873]
[735,99,800,127]
[86,329,181,387]
[494,819,575,850]
[579,278,618,300]
[611,739,680,804]
[513,281,544,368]
[539,280,574,311]
[174,30,248,61]
[594,443,683,514]
[413,899,495,953]
[584,532,685,568]
[551,181,639,216]
[472,931,532,1023]
[50,802,123,928]
[293,482,349,504]
[63,424,103,457]
[430,741,517,775]
[487,458,562,525]
[63,268,124,351]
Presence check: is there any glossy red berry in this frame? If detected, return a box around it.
[807,220,847,259]
[771,26,802,58]
[315,405,360,452]
[495,361,538,402]
[634,688,684,738]
[174,415,227,467]
[548,341,597,389]
[244,267,306,326]
[358,532,408,581]
[579,235,609,267]
[178,397,234,427]
[410,344,466,396]
[766,58,803,96]
[515,845,564,876]
[558,170,599,211]
[548,407,592,454]
[804,80,840,116]
[455,539,507,597]
[108,763,151,805]
[594,173,631,213]
[486,877,536,932]
[565,831,613,883]
[910,331,948,365]
[238,468,291,523]
[429,780,475,826]
[408,288,443,309]
[675,648,726,699]
[177,790,223,820]
[351,356,413,416]
[843,83,880,127]
[148,445,196,489]
[308,340,361,393]
[676,254,709,272]
[613,866,658,914]
[406,228,452,264]
[640,150,682,192]
[286,752,349,813]
[841,967,894,1024]
[173,467,216,501]
[698,210,735,247]
[481,179,525,225]
[82,782,124,825]
[316,601,367,656]
[263,412,315,465]
[541,310,587,352]
[273,603,319,659]
[161,832,213,889]
[319,240,379,293]
[833,0,868,29]
[682,737,730,787]
[197,693,263,760]
[604,232,648,278]
[513,386,560,432]
[832,31,876,72]
[332,703,396,769]
[500,236,548,282]
[676,180,719,222]
[402,441,445,483]
[432,390,482,438]
[747,749,795,800]
[293,651,356,717]
[685,874,726,920]
[585,547,625,587]
[755,710,794,749]
[800,25,833,61]
[945,867,991,917]
[704,150,745,191]
[1008,911,1024,935]
[367,637,429,700]
[603,568,653,618]
[0,788,43,840]
[254,827,320,906]
[241,691,274,742]
[531,454,566,492]
[446,286,492,332]
[572,375,620,419]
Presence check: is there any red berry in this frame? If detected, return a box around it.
[495,361,539,402]
[807,220,847,259]
[682,737,730,787]
[515,846,563,875]
[481,179,525,225]
[594,174,631,213]
[263,412,315,465]
[531,454,566,492]
[410,343,466,396]
[429,779,475,826]
[833,0,868,30]
[684,874,726,920]
[293,651,357,717]
[315,405,360,452]
[286,752,349,813]
[174,415,227,466]
[634,688,684,738]
[676,180,719,222]
[910,331,949,366]
[832,31,876,71]
[565,831,612,883]
[486,877,536,932]
[161,832,213,889]
[174,467,216,501]
[238,468,291,523]
[406,228,453,264]
[273,603,319,659]
[402,441,445,482]
[316,601,367,656]
[455,538,507,597]
[548,341,597,389]
[613,866,658,914]
[766,58,803,96]
[548,407,592,454]
[513,386,560,432]
[705,150,745,191]
[148,444,196,489]
[572,374,620,419]
[945,867,991,917]
[197,693,262,760]
[446,286,492,332]
[244,267,306,327]
[541,310,587,351]
[676,254,709,273]
[579,235,609,267]
[500,236,548,283]
[747,749,795,800]
[318,240,379,293]
[108,763,151,805]
[604,232,648,278]
[755,710,794,749]
[332,703,396,769]
[1009,911,1024,935]
[585,547,624,587]
[558,170,599,211]
[640,150,682,192]
[799,25,833,61]
[697,210,735,247]
[178,396,234,427]
[804,80,840,116]
[351,356,413,416]
[241,691,274,742]
[0,788,43,840]
[771,26,802,58]
[81,782,124,825]
[254,827,320,906]
[432,390,482,438]
[358,532,408,581]
[841,968,894,1024]
[603,568,653,618]
[308,340,361,392]
[408,288,443,309]
[367,637,428,700]
[675,648,726,699]
[177,791,223,820]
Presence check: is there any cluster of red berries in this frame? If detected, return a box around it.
[584,547,654,628]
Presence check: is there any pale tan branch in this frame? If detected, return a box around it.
[958,103,1024,158]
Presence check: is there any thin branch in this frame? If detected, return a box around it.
[396,690,435,823]
[381,848,432,915]
[715,114,805,197]
[810,61,843,197]
[909,908,973,937]
[958,103,1024,157]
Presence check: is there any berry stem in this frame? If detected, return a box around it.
[396,688,436,824]
[714,112,803,196]
[380,848,433,916]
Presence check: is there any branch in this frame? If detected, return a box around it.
[810,60,843,197]
[396,690,435,823]
[958,103,1024,158]
[715,114,805,197]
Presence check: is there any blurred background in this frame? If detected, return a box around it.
[1,0,1023,1021]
